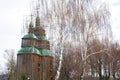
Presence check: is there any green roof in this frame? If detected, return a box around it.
[22,33,38,39]
[18,47,41,55]
[36,15,40,21]
[36,35,47,41]
[29,22,34,28]
[40,49,53,56]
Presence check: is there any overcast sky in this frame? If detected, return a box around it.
[110,0,120,41]
[0,0,30,72]
[0,0,120,72]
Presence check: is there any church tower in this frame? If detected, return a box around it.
[17,13,54,80]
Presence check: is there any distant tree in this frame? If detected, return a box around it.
[111,43,120,80]
[88,39,111,80]
[4,49,16,80]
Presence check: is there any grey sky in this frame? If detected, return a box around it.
[0,0,120,72]
[110,0,120,41]
[0,0,30,72]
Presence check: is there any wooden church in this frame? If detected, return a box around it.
[17,13,54,80]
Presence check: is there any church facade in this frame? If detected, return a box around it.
[17,14,54,80]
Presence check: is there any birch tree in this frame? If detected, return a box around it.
[46,0,111,80]
[4,49,16,80]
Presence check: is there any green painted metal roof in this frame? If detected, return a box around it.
[40,49,53,56]
[36,35,47,41]
[18,47,41,55]
[36,15,40,21]
[22,33,38,39]
[29,22,34,28]
[41,36,47,40]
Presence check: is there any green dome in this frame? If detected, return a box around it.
[29,22,34,28]
[36,16,40,21]
[40,49,53,56]
[18,47,41,55]
[22,33,38,39]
